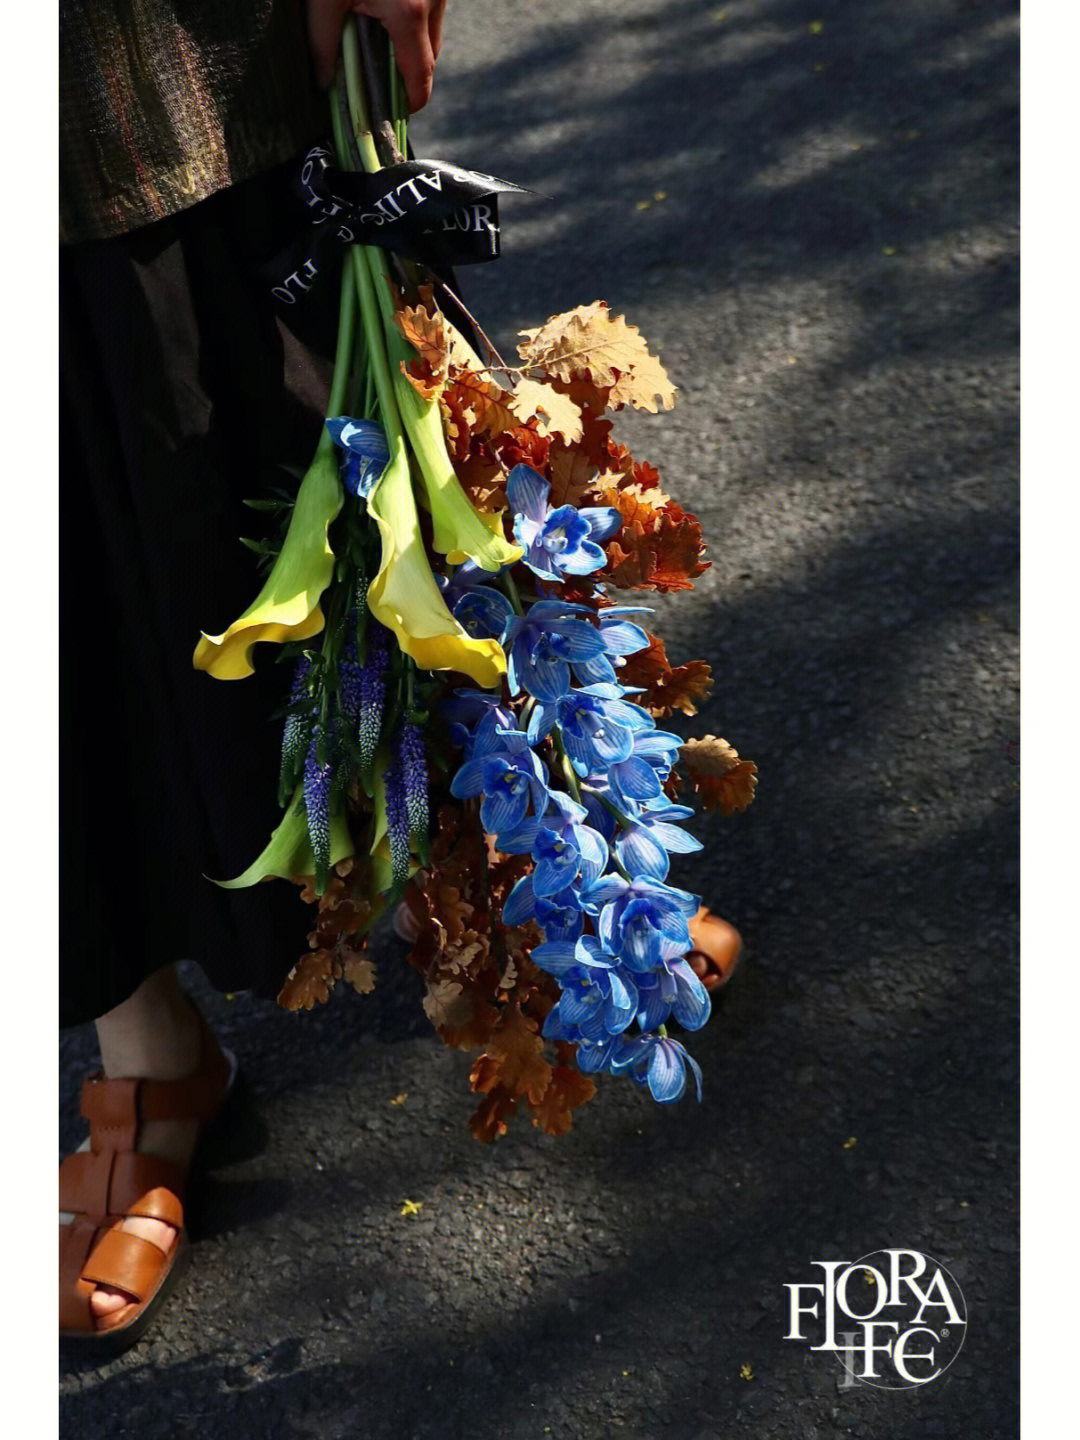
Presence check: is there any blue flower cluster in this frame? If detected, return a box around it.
[446,466,709,1104]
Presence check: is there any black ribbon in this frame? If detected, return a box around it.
[271,147,528,305]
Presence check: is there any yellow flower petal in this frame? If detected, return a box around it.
[193,448,343,679]
[212,781,352,888]
[367,439,507,687]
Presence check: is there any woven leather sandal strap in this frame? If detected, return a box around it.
[79,1007,230,1134]
[60,1149,186,1224]
[80,1228,171,1302]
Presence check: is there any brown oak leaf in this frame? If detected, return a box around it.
[604,502,710,593]
[423,977,473,1029]
[517,301,676,412]
[529,1065,598,1136]
[619,631,714,716]
[277,949,337,1010]
[479,1004,552,1106]
[680,736,759,814]
[468,1082,519,1142]
[509,378,583,443]
[339,948,377,995]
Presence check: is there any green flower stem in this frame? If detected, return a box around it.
[341,20,383,172]
[501,568,525,616]
[315,260,358,460]
[581,783,636,831]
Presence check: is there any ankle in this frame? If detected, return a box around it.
[95,969,205,1082]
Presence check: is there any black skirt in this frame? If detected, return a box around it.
[60,160,344,1027]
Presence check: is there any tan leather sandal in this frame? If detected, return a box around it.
[686,906,743,992]
[59,1003,237,1360]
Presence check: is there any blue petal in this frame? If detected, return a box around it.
[579,506,623,543]
[450,756,489,798]
[506,464,551,522]
[557,539,608,575]
[530,941,581,977]
[549,622,608,662]
[502,874,537,925]
[648,821,703,856]
[611,756,664,802]
[480,786,529,835]
[453,588,513,640]
[635,982,672,1032]
[670,960,712,1031]
[616,826,670,881]
[520,651,571,703]
[647,1042,687,1103]
[598,619,650,656]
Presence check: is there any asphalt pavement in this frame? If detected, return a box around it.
[60,2,1019,1436]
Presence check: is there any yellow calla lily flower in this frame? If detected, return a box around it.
[365,249,522,573]
[193,447,343,679]
[211,780,353,889]
[367,438,507,688]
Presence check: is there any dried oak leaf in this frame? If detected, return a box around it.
[493,423,551,476]
[423,977,473,1029]
[600,491,710,593]
[529,1065,598,1137]
[441,997,503,1052]
[680,735,759,814]
[339,947,377,995]
[620,631,714,716]
[445,367,519,437]
[402,356,443,401]
[509,378,584,443]
[518,301,676,413]
[468,1082,519,1142]
[478,1003,552,1106]
[278,949,338,1010]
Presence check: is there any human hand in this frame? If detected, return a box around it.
[307,1,447,112]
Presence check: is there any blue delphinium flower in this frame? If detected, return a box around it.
[477,751,551,838]
[326,417,390,499]
[507,465,621,581]
[571,607,652,686]
[581,873,700,970]
[576,1032,705,1103]
[501,877,585,942]
[502,600,609,702]
[498,791,608,895]
[528,683,653,773]
[614,802,703,882]
[603,726,684,810]
[452,585,514,643]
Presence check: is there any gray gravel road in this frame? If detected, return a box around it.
[61,2,1019,1436]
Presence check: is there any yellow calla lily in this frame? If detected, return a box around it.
[193,429,343,680]
[211,780,353,889]
[364,248,522,573]
[367,437,506,688]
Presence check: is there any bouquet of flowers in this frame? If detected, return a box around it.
[194,19,756,1141]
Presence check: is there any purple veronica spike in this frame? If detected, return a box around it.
[359,625,390,777]
[384,757,410,886]
[304,724,334,884]
[399,723,429,844]
[279,656,313,804]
